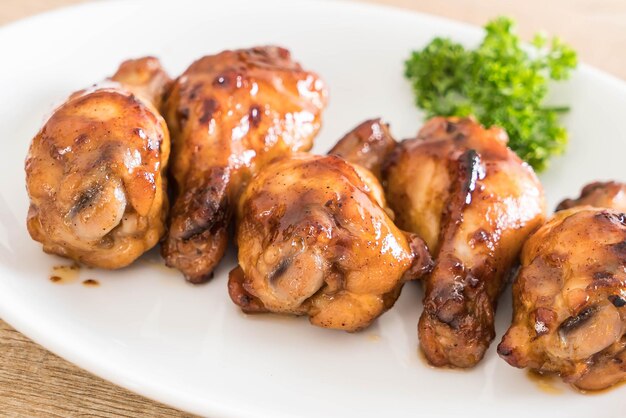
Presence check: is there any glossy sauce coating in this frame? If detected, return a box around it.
[557,181,626,213]
[328,118,397,180]
[162,46,327,283]
[499,182,626,390]
[26,57,171,268]
[384,117,546,367]
[229,153,432,331]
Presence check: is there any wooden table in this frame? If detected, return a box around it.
[2,0,625,416]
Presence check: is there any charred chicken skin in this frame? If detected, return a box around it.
[228,153,432,331]
[162,46,327,283]
[25,57,171,268]
[498,182,626,391]
[384,117,546,367]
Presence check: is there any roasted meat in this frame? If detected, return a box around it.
[228,153,432,331]
[384,117,546,367]
[25,57,171,268]
[328,118,397,179]
[556,181,626,213]
[162,46,327,283]
[499,181,626,390]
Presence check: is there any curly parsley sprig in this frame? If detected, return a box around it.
[405,17,577,171]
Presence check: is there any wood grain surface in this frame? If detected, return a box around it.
[1,0,625,416]
[0,321,194,417]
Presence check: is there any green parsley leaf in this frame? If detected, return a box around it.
[404,16,577,171]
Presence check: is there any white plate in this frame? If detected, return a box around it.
[1,0,625,416]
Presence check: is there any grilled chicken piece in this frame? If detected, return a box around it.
[328,118,397,179]
[556,181,626,213]
[228,153,433,331]
[384,117,546,367]
[498,182,626,390]
[162,46,327,283]
[25,57,171,268]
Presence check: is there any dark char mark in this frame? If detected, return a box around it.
[199,98,219,125]
[612,240,626,256]
[559,306,597,334]
[180,168,230,241]
[268,257,292,283]
[70,183,103,217]
[608,295,626,308]
[249,105,262,127]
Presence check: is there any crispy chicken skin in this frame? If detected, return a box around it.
[25,57,171,268]
[228,153,432,331]
[328,118,397,179]
[162,46,327,283]
[498,182,626,390]
[384,117,546,367]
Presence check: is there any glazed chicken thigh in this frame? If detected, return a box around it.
[162,46,327,283]
[228,153,432,331]
[384,117,546,367]
[26,57,171,268]
[499,182,626,390]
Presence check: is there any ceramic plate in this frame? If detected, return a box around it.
[0,0,625,416]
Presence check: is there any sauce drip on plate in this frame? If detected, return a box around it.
[82,279,100,287]
[527,370,563,395]
[49,262,80,284]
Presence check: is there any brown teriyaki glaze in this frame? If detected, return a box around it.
[228,153,432,332]
[556,181,626,213]
[499,182,626,391]
[383,117,546,368]
[26,57,171,269]
[49,262,81,284]
[526,370,564,395]
[328,118,397,180]
[161,46,328,284]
